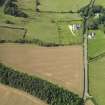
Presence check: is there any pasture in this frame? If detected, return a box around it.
[88,30,105,59]
[0,0,83,45]
[0,44,84,96]
[89,56,105,105]
[95,0,105,7]
[25,20,82,45]
[39,0,90,12]
[0,84,47,105]
[0,26,25,41]
[57,21,83,44]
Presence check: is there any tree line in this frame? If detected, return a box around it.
[4,0,28,18]
[0,0,6,6]
[79,5,105,31]
[0,63,84,105]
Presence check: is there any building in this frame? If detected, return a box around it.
[88,32,96,39]
[71,24,81,31]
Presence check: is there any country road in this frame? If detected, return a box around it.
[83,0,95,100]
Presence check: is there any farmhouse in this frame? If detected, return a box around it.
[88,32,96,39]
[71,24,81,31]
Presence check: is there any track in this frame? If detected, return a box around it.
[83,0,96,100]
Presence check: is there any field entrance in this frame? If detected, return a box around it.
[0,44,84,96]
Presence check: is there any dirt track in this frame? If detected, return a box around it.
[0,44,84,96]
[0,84,47,105]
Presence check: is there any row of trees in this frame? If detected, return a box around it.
[79,5,105,30]
[0,63,84,105]
[79,5,105,17]
[0,39,61,47]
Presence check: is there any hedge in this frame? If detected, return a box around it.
[0,63,84,105]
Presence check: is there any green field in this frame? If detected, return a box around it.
[88,30,105,59]
[0,26,25,41]
[39,0,90,12]
[25,20,59,43]
[0,0,83,45]
[56,21,83,44]
[95,0,105,7]
[24,20,83,44]
[89,56,105,105]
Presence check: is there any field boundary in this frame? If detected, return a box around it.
[89,52,105,62]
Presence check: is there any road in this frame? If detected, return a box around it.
[83,0,95,100]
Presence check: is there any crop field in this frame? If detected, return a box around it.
[0,44,84,96]
[0,84,47,105]
[88,30,105,59]
[39,0,90,12]
[89,56,105,105]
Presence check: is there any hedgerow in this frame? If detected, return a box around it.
[0,63,84,105]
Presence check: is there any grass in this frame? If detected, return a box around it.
[39,0,90,12]
[0,26,25,41]
[25,20,59,43]
[88,30,105,59]
[89,56,105,105]
[0,0,83,45]
[57,21,83,45]
[95,0,105,7]
[24,20,83,44]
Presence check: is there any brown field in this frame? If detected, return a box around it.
[0,44,84,96]
[0,84,47,105]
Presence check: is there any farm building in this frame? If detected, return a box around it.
[88,32,96,39]
[71,24,81,31]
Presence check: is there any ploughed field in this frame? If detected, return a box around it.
[0,44,84,96]
[0,84,47,105]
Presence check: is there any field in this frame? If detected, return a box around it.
[0,26,25,41]
[0,0,84,45]
[89,56,105,105]
[25,20,83,44]
[57,21,82,44]
[85,100,94,105]
[39,0,90,12]
[0,14,82,45]
[0,44,84,96]
[0,84,47,105]
[88,30,105,59]
[95,0,105,7]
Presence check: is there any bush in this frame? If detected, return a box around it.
[4,0,28,18]
[0,0,6,6]
[0,63,84,105]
